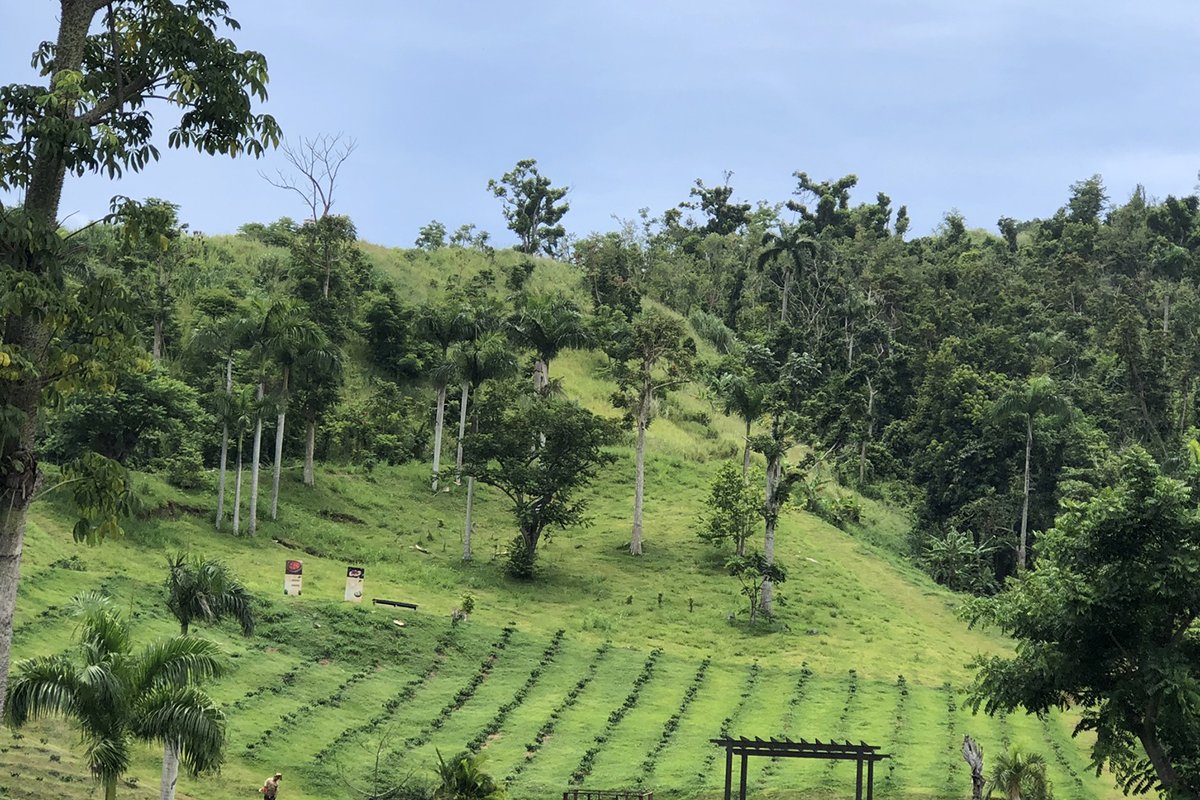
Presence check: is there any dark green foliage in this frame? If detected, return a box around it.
[323,380,430,467]
[966,448,1200,799]
[461,381,619,578]
[487,159,569,257]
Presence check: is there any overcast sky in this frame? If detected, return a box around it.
[4,1,1200,247]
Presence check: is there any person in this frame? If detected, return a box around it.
[261,772,282,799]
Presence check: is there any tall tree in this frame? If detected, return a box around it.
[990,375,1073,571]
[0,0,279,723]
[487,159,570,257]
[461,382,618,578]
[113,197,191,362]
[709,364,767,481]
[452,332,518,560]
[4,593,227,800]
[604,309,695,555]
[263,134,357,298]
[419,301,466,492]
[967,447,1200,800]
[758,225,817,323]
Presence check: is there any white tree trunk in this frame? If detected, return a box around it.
[431,384,447,492]
[160,740,180,800]
[233,439,244,536]
[271,370,289,521]
[303,419,316,487]
[533,357,548,393]
[454,381,470,484]
[249,382,264,536]
[630,399,648,555]
[152,315,164,362]
[1018,418,1032,571]
[742,419,752,483]
[761,455,782,615]
[215,355,233,529]
[464,476,475,561]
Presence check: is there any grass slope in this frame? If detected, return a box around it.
[0,242,1120,800]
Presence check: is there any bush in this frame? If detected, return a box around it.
[688,308,737,353]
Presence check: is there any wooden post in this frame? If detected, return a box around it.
[855,757,864,800]
[739,752,748,800]
[867,758,875,800]
[724,747,733,800]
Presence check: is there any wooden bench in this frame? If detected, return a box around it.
[372,598,418,609]
[562,791,652,800]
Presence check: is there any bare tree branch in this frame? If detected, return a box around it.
[260,133,357,221]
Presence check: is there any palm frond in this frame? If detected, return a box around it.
[136,685,226,775]
[135,636,227,690]
[3,655,81,726]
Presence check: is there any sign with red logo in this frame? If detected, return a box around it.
[344,566,364,602]
[284,560,303,596]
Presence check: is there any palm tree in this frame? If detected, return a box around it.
[188,309,251,531]
[165,554,255,637]
[433,749,503,800]
[419,302,467,492]
[452,332,518,560]
[987,748,1051,800]
[710,370,767,482]
[757,224,817,323]
[4,593,226,800]
[227,383,257,536]
[992,375,1073,571]
[509,292,589,393]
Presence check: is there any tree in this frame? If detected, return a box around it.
[4,593,227,800]
[726,552,788,624]
[224,383,258,536]
[986,749,1051,800]
[967,448,1200,799]
[700,461,761,557]
[419,300,467,492]
[709,365,767,481]
[113,197,191,362]
[758,225,817,323]
[416,219,447,251]
[487,159,569,257]
[188,306,252,529]
[264,134,357,297]
[0,0,279,723]
[461,382,618,579]
[509,292,588,393]
[433,749,503,800]
[990,375,1073,571]
[604,309,695,555]
[165,553,254,637]
[452,331,518,560]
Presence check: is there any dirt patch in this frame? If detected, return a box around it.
[272,537,325,557]
[138,500,207,520]
[319,509,366,525]
[318,658,331,666]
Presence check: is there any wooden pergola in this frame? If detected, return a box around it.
[711,736,891,800]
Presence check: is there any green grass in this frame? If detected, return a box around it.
[0,242,1124,800]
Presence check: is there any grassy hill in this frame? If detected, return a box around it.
[0,242,1119,800]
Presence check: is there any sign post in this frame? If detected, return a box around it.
[284,559,303,596]
[344,566,364,602]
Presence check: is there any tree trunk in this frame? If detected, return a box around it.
[742,419,752,483]
[761,454,782,615]
[1018,417,1032,572]
[454,381,470,484]
[962,735,985,800]
[534,357,549,393]
[431,383,447,491]
[630,397,648,555]
[104,775,117,800]
[1137,710,1191,799]
[215,355,233,529]
[271,369,289,520]
[152,315,164,362]
[780,270,792,322]
[249,382,264,536]
[464,476,475,561]
[858,377,876,487]
[233,438,244,536]
[303,419,316,486]
[0,0,97,725]
[160,740,180,800]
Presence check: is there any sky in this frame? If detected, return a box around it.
[3,1,1200,247]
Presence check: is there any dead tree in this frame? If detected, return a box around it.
[962,734,985,800]
[263,133,358,222]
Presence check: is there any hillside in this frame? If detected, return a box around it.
[0,242,1117,800]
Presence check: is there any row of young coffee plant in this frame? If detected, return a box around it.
[505,642,613,785]
[638,657,712,782]
[693,662,762,788]
[756,662,814,790]
[465,629,566,753]
[244,665,374,754]
[403,626,517,748]
[311,628,460,763]
[570,648,664,784]
[879,675,909,794]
